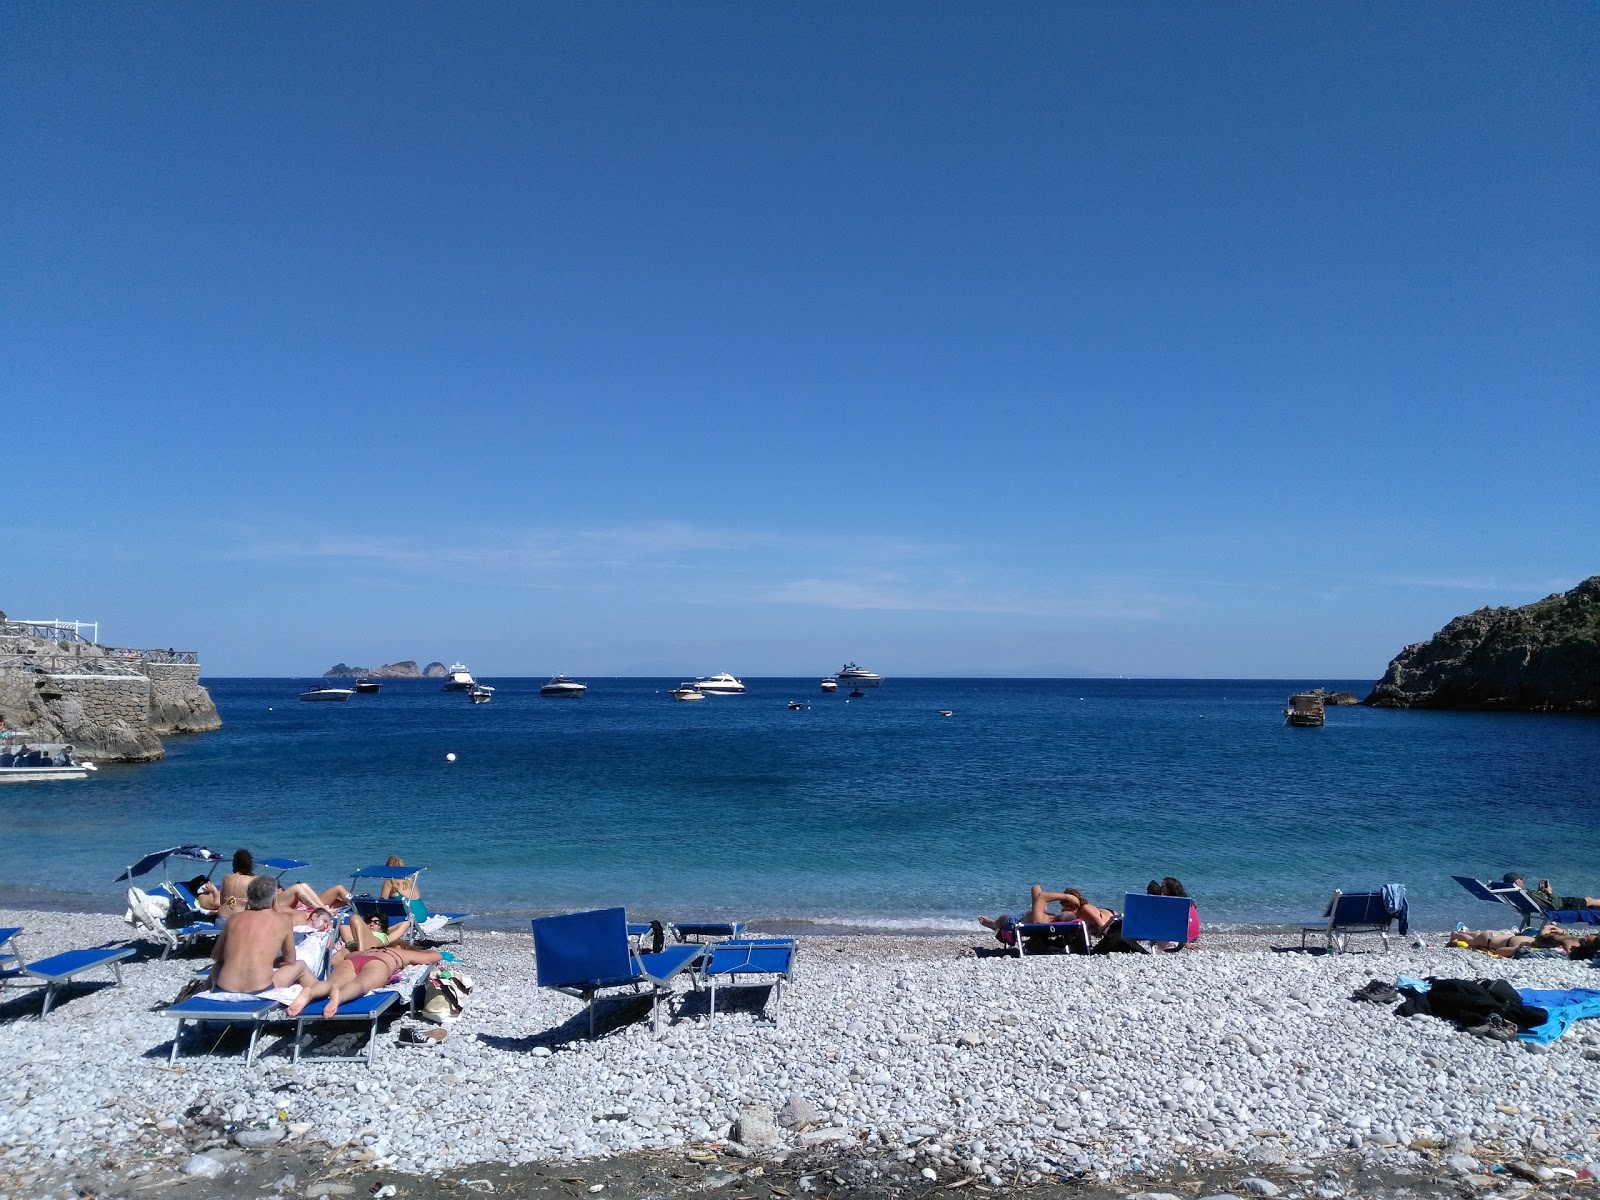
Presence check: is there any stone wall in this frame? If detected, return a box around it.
[144,662,223,734]
[33,670,164,761]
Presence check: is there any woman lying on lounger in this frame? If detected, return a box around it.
[286,940,441,1018]
[341,908,411,950]
[980,885,1118,939]
[1450,924,1600,959]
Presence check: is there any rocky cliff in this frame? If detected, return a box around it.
[324,660,424,679]
[0,628,222,761]
[1365,576,1600,712]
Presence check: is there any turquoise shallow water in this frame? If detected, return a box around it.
[2,677,1597,932]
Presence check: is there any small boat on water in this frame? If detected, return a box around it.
[669,683,706,702]
[468,685,495,704]
[849,687,865,698]
[353,680,381,694]
[819,678,838,693]
[539,675,588,698]
[441,662,476,692]
[1284,691,1326,727]
[788,701,804,710]
[692,672,746,695]
[300,685,353,702]
[835,662,882,687]
[0,743,96,784]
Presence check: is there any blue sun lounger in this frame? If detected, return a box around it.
[1008,919,1091,957]
[1300,889,1394,953]
[10,946,136,1017]
[167,996,283,1065]
[349,865,471,942]
[1451,876,1599,931]
[0,927,21,976]
[533,907,706,1037]
[290,990,399,1066]
[695,938,797,1022]
[115,846,226,958]
[1117,892,1198,952]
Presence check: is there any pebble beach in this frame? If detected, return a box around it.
[3,909,1599,1200]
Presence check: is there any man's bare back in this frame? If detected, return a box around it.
[213,907,298,993]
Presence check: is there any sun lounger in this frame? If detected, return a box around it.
[533,907,706,1037]
[1011,919,1091,957]
[12,946,136,1017]
[671,921,748,942]
[291,990,399,1066]
[1300,889,1394,953]
[349,866,471,942]
[1117,893,1198,952]
[166,995,283,1065]
[0,927,21,976]
[695,937,797,1022]
[1450,875,1597,930]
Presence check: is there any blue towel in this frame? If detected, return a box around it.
[1515,988,1600,1044]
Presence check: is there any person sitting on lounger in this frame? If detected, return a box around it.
[219,848,256,914]
[220,847,350,917]
[1146,876,1200,951]
[1503,873,1600,912]
[980,885,1117,939]
[341,908,411,950]
[183,875,224,914]
[210,876,326,996]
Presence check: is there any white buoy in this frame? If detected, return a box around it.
[446,752,456,763]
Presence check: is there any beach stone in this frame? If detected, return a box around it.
[1242,1178,1281,1196]
[1448,1154,1480,1174]
[779,1096,818,1129]
[735,1104,780,1150]
[184,1154,227,1179]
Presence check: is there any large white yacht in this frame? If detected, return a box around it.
[692,672,746,695]
[539,674,588,697]
[834,662,882,687]
[441,662,475,692]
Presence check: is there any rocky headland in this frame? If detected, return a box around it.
[0,619,221,761]
[324,660,449,678]
[1366,576,1600,711]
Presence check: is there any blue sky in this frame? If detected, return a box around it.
[4,4,1595,678]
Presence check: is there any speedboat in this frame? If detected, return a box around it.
[0,743,96,783]
[788,700,804,710]
[468,684,495,704]
[848,687,865,698]
[441,662,476,691]
[669,683,706,702]
[300,685,353,702]
[539,675,588,697]
[819,678,838,693]
[692,672,746,695]
[353,680,381,694]
[835,662,882,687]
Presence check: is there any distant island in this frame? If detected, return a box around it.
[324,660,448,679]
[1365,575,1600,712]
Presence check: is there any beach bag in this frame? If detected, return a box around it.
[420,966,468,1023]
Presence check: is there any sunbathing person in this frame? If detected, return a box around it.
[1449,923,1599,959]
[980,885,1117,937]
[183,875,223,914]
[1515,874,1600,911]
[274,879,352,914]
[381,855,422,901]
[299,940,441,1019]
[210,876,326,996]
[341,908,411,950]
[218,848,257,914]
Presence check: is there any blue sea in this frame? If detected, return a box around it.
[3,678,1597,934]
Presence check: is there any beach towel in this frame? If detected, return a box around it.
[1513,988,1600,1045]
[196,985,302,1004]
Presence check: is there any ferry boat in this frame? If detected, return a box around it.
[300,684,353,702]
[539,675,588,697]
[441,662,476,691]
[835,662,882,687]
[692,672,746,695]
[1284,691,1326,727]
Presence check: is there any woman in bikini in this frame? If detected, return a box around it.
[218,848,256,915]
[979,885,1118,938]
[1450,923,1592,958]
[289,941,441,1019]
[341,908,412,950]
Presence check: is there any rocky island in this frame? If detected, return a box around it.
[1365,576,1600,712]
[0,615,221,761]
[324,660,450,679]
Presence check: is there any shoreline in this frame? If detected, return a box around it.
[2,905,1598,1200]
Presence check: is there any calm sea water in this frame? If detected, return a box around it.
[3,678,1597,933]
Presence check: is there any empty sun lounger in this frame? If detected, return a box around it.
[0,927,21,977]
[167,995,283,1065]
[533,907,706,1037]
[13,946,136,1017]
[291,990,399,1066]
[1300,889,1395,953]
[695,938,797,1022]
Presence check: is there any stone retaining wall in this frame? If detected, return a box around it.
[144,662,223,734]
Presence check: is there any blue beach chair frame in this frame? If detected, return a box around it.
[0,927,22,980]
[167,996,283,1065]
[533,907,706,1037]
[11,946,136,1017]
[1300,889,1394,953]
[695,938,797,1023]
[291,990,399,1066]
[1118,893,1197,952]
[115,846,227,958]
[1009,919,1091,958]
[1451,875,1600,931]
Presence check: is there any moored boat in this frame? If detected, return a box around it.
[1284,691,1326,727]
[835,662,882,687]
[819,678,838,693]
[300,685,353,702]
[468,684,495,704]
[539,675,588,697]
[353,680,381,694]
[692,672,746,695]
[441,662,476,691]
[669,683,706,702]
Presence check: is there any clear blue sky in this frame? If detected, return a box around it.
[4,4,1595,678]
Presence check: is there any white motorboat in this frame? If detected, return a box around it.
[539,675,588,697]
[441,662,476,691]
[692,672,746,695]
[0,744,96,784]
[468,684,495,704]
[819,678,838,693]
[669,683,706,702]
[300,685,353,702]
[835,662,882,687]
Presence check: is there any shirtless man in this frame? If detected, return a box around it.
[980,885,1117,937]
[211,876,329,1010]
